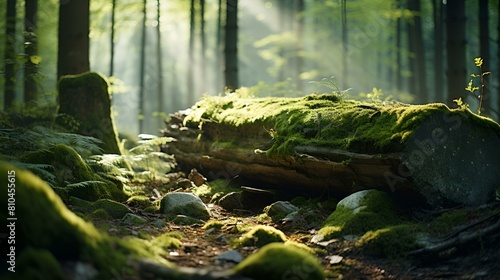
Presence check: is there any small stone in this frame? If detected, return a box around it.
[122,213,147,225]
[215,250,244,263]
[172,215,205,225]
[328,255,343,264]
[160,192,210,220]
[264,201,299,221]
[188,168,207,186]
[151,219,166,228]
[218,192,243,211]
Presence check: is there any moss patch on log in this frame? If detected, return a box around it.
[184,93,499,154]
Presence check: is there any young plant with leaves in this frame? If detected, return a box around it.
[464,57,490,115]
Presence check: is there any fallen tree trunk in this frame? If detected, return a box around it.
[162,94,500,207]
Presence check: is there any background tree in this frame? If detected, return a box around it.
[446,0,466,105]
[224,0,238,91]
[4,0,17,111]
[187,0,196,105]
[138,0,147,133]
[109,0,116,77]
[408,0,427,103]
[478,0,490,115]
[156,0,164,128]
[57,0,90,80]
[341,0,347,88]
[24,0,38,108]
[433,0,444,102]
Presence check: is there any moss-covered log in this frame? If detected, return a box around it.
[58,72,121,154]
[162,94,500,207]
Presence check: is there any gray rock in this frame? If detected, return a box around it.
[151,219,166,228]
[92,199,132,219]
[160,192,210,220]
[122,213,147,225]
[172,215,205,225]
[218,192,243,211]
[214,250,243,264]
[264,201,299,221]
[337,189,372,212]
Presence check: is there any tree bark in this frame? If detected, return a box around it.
[138,0,147,133]
[4,0,17,111]
[478,0,490,115]
[57,0,90,80]
[224,0,238,91]
[446,0,467,106]
[24,0,38,108]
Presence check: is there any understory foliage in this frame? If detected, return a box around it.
[0,115,176,194]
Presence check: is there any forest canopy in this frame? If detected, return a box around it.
[1,0,499,135]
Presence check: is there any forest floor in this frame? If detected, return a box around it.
[84,171,500,280]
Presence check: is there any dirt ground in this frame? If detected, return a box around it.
[97,177,500,280]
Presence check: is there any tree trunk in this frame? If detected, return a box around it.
[162,95,500,208]
[24,0,38,108]
[109,0,116,77]
[187,0,196,104]
[433,0,444,102]
[224,0,238,91]
[200,0,206,94]
[341,0,348,89]
[296,0,305,93]
[411,0,427,103]
[57,0,90,80]
[156,0,164,128]
[57,72,121,155]
[478,0,490,115]
[395,0,403,93]
[138,0,147,133]
[215,0,223,94]
[4,0,17,111]
[446,0,466,105]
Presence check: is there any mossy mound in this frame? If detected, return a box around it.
[184,93,498,154]
[13,247,66,280]
[239,225,287,247]
[20,144,127,201]
[356,224,422,258]
[58,72,121,155]
[233,243,324,280]
[69,196,132,219]
[318,190,400,239]
[0,162,173,279]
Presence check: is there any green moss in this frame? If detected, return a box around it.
[0,162,174,279]
[319,190,400,239]
[87,208,112,220]
[16,247,66,280]
[20,144,127,201]
[233,243,324,280]
[429,210,468,234]
[93,199,131,219]
[203,220,225,230]
[151,232,183,250]
[239,225,287,247]
[192,179,240,199]
[356,224,422,258]
[126,195,152,208]
[184,94,499,154]
[284,240,317,255]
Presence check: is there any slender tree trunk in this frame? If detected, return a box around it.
[187,0,196,105]
[395,0,402,93]
[407,0,417,98]
[138,0,147,133]
[277,0,286,81]
[156,0,164,126]
[478,0,490,115]
[433,0,444,102]
[215,0,223,93]
[200,0,206,94]
[57,0,90,80]
[24,0,38,108]
[341,0,348,88]
[446,0,467,105]
[498,0,500,119]
[296,0,305,93]
[4,0,17,111]
[412,0,427,103]
[224,0,238,91]
[110,0,116,77]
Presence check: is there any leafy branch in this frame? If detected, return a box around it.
[464,57,490,115]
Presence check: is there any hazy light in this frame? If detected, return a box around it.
[265,2,272,9]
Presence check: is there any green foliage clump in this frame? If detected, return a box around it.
[239,225,287,247]
[151,232,183,250]
[429,210,468,235]
[233,243,324,280]
[126,195,152,208]
[356,224,422,258]
[319,190,400,239]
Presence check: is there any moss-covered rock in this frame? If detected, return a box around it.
[126,195,152,208]
[0,162,173,279]
[356,224,422,258]
[58,72,121,155]
[318,190,400,239]
[93,199,131,219]
[233,243,324,280]
[239,225,287,247]
[15,247,66,280]
[20,144,127,201]
[160,192,210,220]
